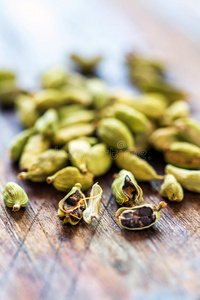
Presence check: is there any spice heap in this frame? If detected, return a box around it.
[1,53,198,230]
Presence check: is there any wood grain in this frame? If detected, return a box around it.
[0,1,200,300]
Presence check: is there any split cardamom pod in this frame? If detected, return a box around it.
[57,183,86,225]
[115,201,167,230]
[165,164,200,193]
[112,169,143,206]
[47,166,93,192]
[3,182,28,211]
[97,118,134,150]
[164,142,200,169]
[160,174,184,202]
[17,149,68,182]
[87,143,112,177]
[83,183,103,224]
[115,151,163,181]
[19,134,50,171]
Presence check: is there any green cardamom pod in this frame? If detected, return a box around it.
[134,121,155,153]
[115,151,163,181]
[86,78,110,109]
[42,68,67,88]
[16,95,39,128]
[9,128,35,161]
[61,86,92,106]
[58,104,84,119]
[70,54,102,74]
[47,166,93,192]
[97,118,134,150]
[160,174,184,202]
[19,134,50,171]
[160,101,190,126]
[111,169,143,206]
[87,143,112,177]
[77,136,99,146]
[34,108,59,138]
[33,89,65,112]
[174,118,200,147]
[83,183,103,224]
[115,93,167,120]
[17,149,68,182]
[57,183,86,225]
[59,110,96,128]
[65,72,87,88]
[165,164,200,193]
[115,201,167,230]
[164,142,200,169]
[149,127,180,151]
[52,123,95,146]
[113,103,150,133]
[3,182,28,211]
[0,70,16,81]
[68,139,91,173]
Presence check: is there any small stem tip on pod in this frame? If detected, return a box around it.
[115,201,167,230]
[3,182,29,211]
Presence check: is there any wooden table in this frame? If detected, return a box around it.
[0,1,200,299]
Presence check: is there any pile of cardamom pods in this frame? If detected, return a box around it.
[1,53,200,230]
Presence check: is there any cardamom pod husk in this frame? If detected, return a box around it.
[112,169,143,206]
[83,183,103,224]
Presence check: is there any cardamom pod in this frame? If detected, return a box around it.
[164,142,200,169]
[78,136,99,146]
[17,149,68,182]
[33,89,65,112]
[160,174,184,202]
[42,68,67,88]
[53,123,95,146]
[97,118,134,150]
[70,54,102,74]
[165,164,200,193]
[113,103,150,133]
[149,127,180,151]
[68,139,91,173]
[65,72,87,88]
[9,128,35,161]
[34,108,59,138]
[160,101,190,126]
[59,110,96,128]
[47,166,93,192]
[16,95,39,128]
[115,151,163,181]
[115,93,167,120]
[57,183,86,225]
[0,70,16,81]
[58,104,84,120]
[134,120,155,153]
[83,183,103,224]
[61,86,92,106]
[115,201,167,230]
[174,118,200,147]
[19,134,50,171]
[3,182,28,211]
[86,78,110,109]
[87,143,112,177]
[111,169,143,206]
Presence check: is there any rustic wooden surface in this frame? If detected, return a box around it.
[0,1,200,299]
